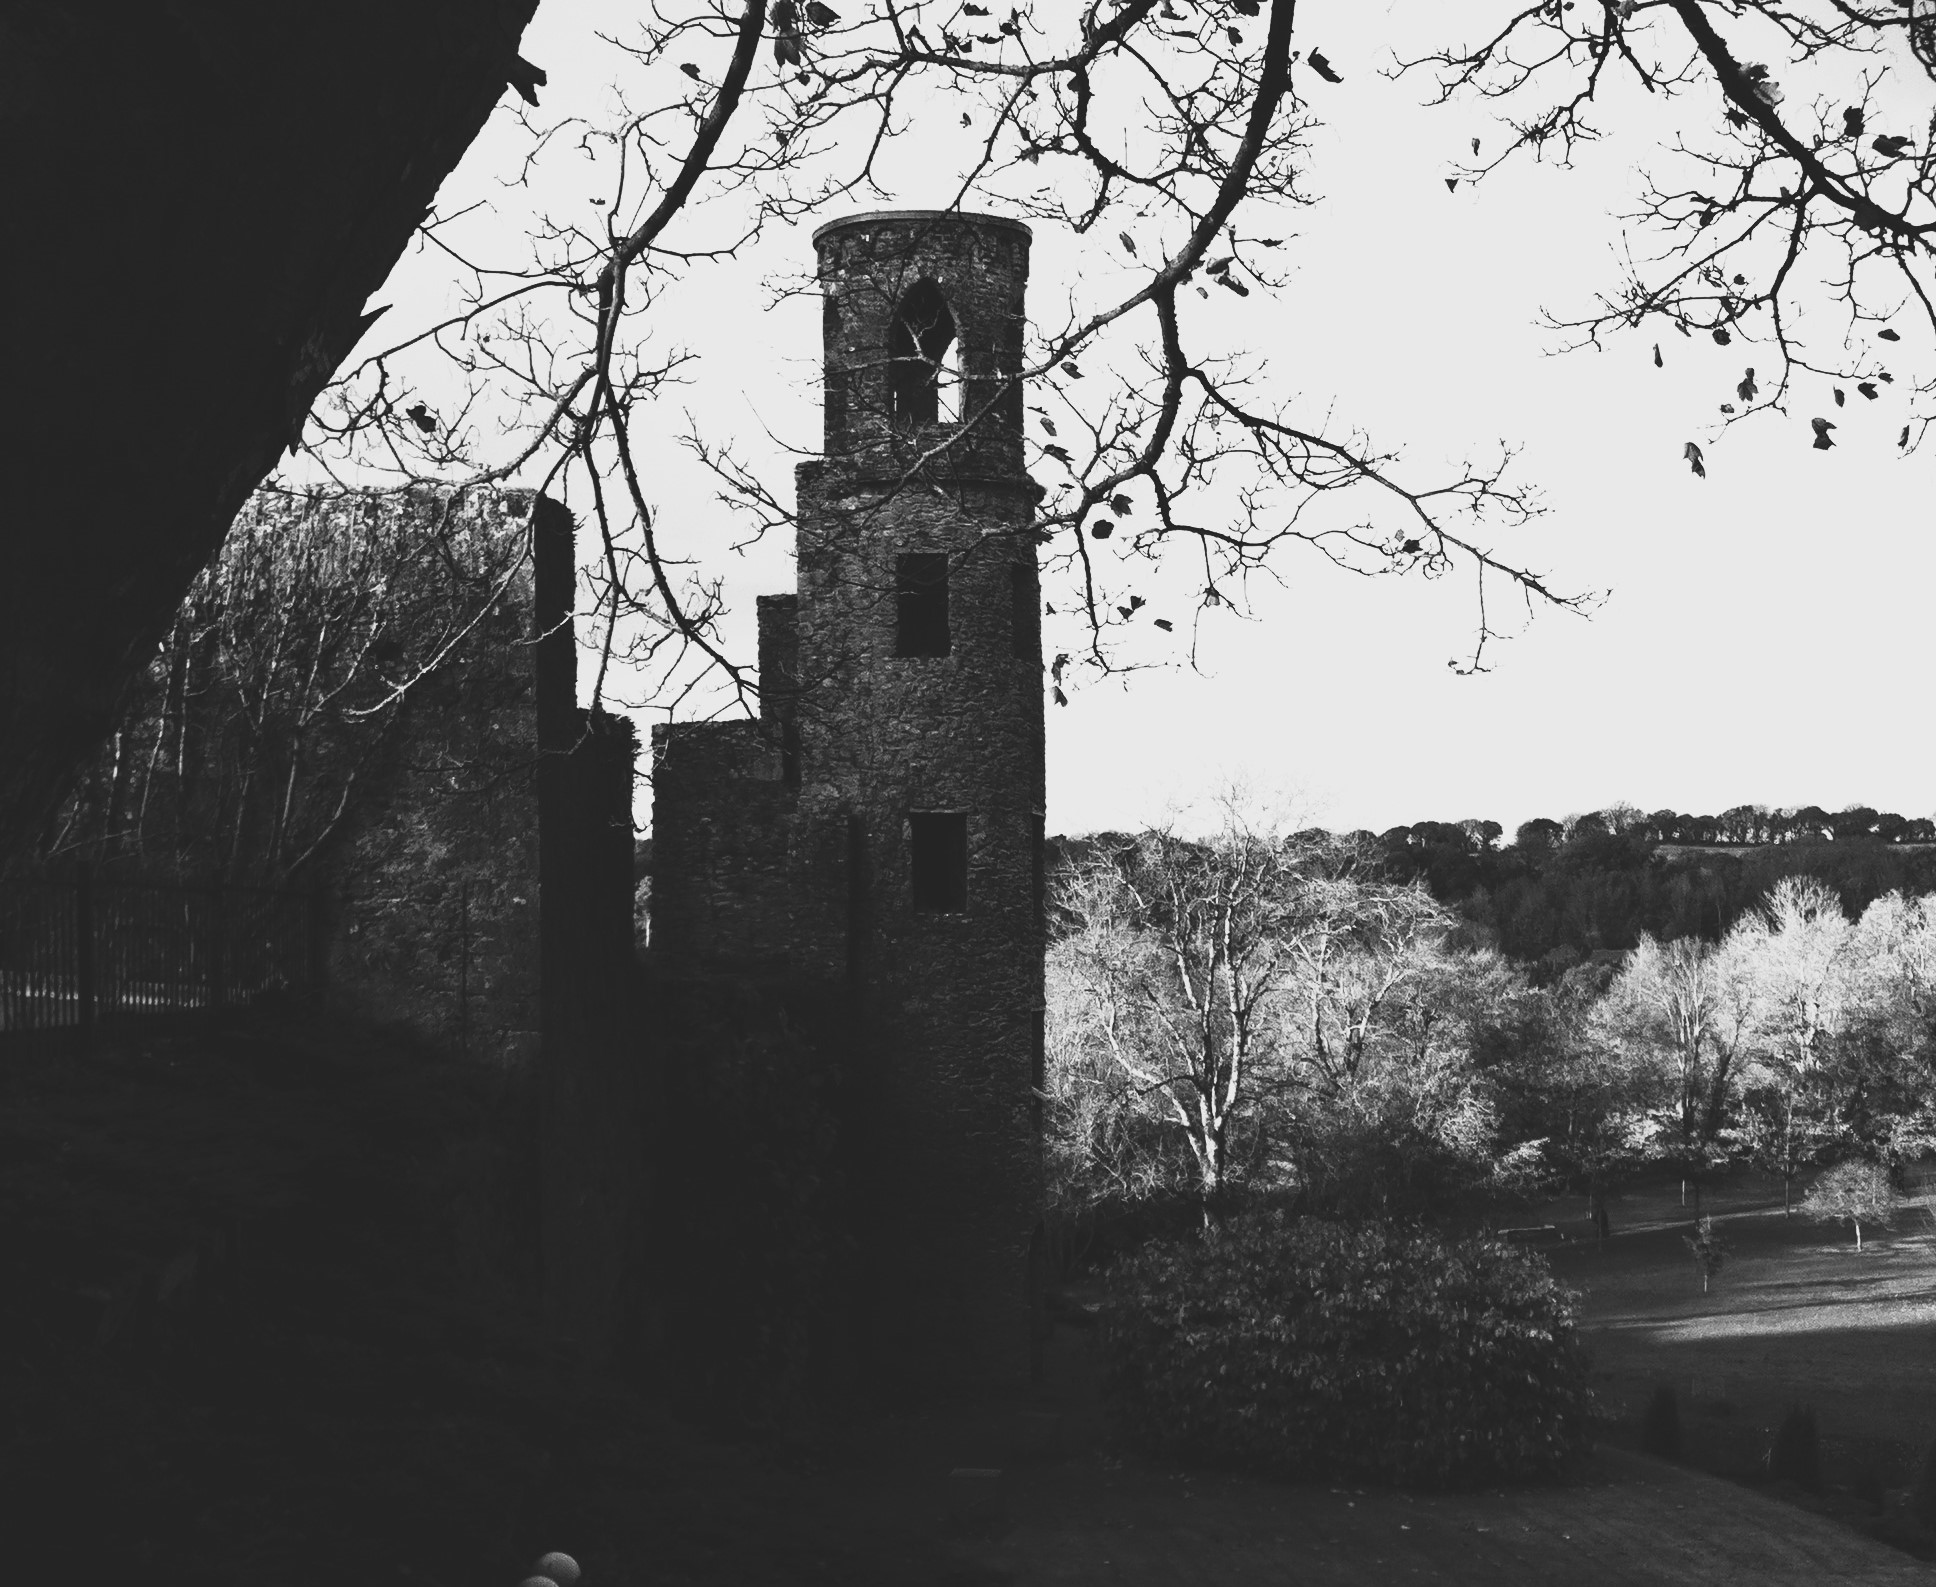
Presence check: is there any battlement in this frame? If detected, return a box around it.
[814,210,1032,483]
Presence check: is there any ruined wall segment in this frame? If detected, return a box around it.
[757,595,800,728]
[322,489,544,1065]
[648,717,848,982]
[329,492,637,1070]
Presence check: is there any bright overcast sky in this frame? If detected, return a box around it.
[345,0,1936,840]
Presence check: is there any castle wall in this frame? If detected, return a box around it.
[757,594,800,727]
[327,493,637,1073]
[648,718,848,982]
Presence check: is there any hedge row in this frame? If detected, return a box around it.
[1097,1210,1595,1487]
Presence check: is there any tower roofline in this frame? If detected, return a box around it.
[811,209,1033,246]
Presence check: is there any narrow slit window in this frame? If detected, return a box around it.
[888,280,958,429]
[1010,562,1039,660]
[895,552,950,657]
[1031,1006,1047,1137]
[936,336,962,424]
[781,719,801,790]
[997,320,1025,432]
[909,811,968,914]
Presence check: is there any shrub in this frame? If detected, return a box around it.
[1803,1160,1900,1251]
[1096,1209,1595,1488]
[1640,1384,1681,1459]
[1767,1404,1821,1489]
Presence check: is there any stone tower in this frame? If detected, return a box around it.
[651,210,1047,1389]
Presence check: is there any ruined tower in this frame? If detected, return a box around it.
[652,211,1046,1388]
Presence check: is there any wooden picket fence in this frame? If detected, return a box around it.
[0,872,322,1032]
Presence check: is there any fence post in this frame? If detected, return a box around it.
[210,880,228,1009]
[75,863,95,1031]
[307,884,329,1002]
[458,879,471,1060]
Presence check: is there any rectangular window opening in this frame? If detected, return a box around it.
[909,811,968,914]
[895,552,951,657]
[1010,562,1039,661]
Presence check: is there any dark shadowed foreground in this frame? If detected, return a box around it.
[0,1010,943,1584]
[1,1012,1924,1585]
[0,3,537,869]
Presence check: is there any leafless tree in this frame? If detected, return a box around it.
[1724,875,1858,1211]
[1049,823,1316,1219]
[16,3,1936,873]
[1597,931,1757,1149]
[299,0,1618,727]
[1802,1157,1900,1249]
[299,2,1936,726]
[1046,820,1518,1220]
[1412,2,1936,450]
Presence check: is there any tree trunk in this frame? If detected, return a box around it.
[1855,1220,1862,1252]
[1197,1151,1226,1234]
[1780,1090,1798,1216]
[1,1,541,872]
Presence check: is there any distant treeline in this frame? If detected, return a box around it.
[1052,801,1936,974]
[1370,803,1935,858]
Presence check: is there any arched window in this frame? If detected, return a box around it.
[888,280,960,428]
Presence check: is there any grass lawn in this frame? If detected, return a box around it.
[1531,1171,1936,1501]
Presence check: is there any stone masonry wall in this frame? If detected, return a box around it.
[790,473,1045,1389]
[327,493,637,1072]
[323,491,543,1066]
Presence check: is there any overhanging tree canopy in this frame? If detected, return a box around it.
[9,0,1935,869]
